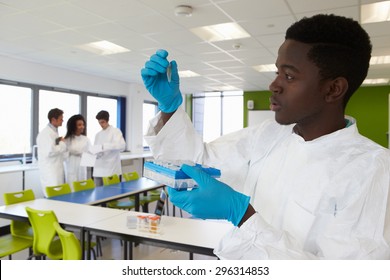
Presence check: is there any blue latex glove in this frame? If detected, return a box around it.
[167,164,250,226]
[141,49,183,113]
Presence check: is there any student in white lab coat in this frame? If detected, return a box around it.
[36,108,67,196]
[64,114,91,190]
[93,110,126,186]
[141,14,390,259]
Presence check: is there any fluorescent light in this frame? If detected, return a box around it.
[191,22,250,42]
[370,55,390,65]
[363,78,390,85]
[78,40,130,55]
[361,1,390,24]
[178,70,200,78]
[253,64,277,72]
[218,85,239,91]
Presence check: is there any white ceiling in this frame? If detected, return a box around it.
[0,0,389,94]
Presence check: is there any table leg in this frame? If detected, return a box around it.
[86,230,91,260]
[129,241,133,260]
[80,229,85,260]
[135,194,140,211]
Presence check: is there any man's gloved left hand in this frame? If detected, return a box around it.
[167,164,250,226]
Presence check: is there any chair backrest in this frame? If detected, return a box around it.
[73,178,95,192]
[123,171,139,182]
[4,189,35,205]
[53,221,82,260]
[25,207,62,259]
[3,189,35,239]
[102,174,120,186]
[45,183,71,198]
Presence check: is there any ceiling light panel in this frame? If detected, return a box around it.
[363,78,390,84]
[191,22,251,42]
[253,64,277,72]
[361,1,390,24]
[78,40,130,55]
[370,55,390,64]
[178,70,200,78]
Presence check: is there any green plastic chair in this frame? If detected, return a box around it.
[45,183,71,198]
[4,189,35,240]
[124,172,161,212]
[122,171,139,181]
[25,207,63,260]
[102,174,121,185]
[102,174,138,210]
[1,189,35,259]
[73,178,95,192]
[46,183,99,258]
[53,221,82,260]
[0,233,33,260]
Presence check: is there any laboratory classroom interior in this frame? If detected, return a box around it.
[1,0,390,262]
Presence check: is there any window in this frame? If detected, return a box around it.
[39,90,80,137]
[0,79,124,160]
[86,96,118,142]
[142,102,158,148]
[0,84,32,155]
[193,91,243,142]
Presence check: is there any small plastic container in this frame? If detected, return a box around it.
[148,215,161,234]
[126,216,137,229]
[136,215,149,232]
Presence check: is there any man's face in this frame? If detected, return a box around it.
[98,119,109,130]
[52,115,64,128]
[269,39,328,126]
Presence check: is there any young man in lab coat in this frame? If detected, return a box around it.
[36,108,67,197]
[141,14,390,259]
[92,110,126,186]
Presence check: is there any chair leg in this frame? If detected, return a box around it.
[91,248,97,260]
[96,236,103,257]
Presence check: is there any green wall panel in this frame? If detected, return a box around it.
[345,86,389,147]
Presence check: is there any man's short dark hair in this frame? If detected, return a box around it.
[48,108,63,121]
[285,14,372,107]
[96,110,109,121]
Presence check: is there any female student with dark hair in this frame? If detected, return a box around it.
[64,114,91,189]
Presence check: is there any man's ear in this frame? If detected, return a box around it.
[324,77,348,103]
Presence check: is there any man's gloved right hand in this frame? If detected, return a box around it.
[141,49,183,113]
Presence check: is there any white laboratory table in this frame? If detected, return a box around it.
[0,152,153,191]
[85,211,234,260]
[0,163,39,190]
[0,163,38,174]
[0,198,234,260]
[0,198,126,259]
[120,151,153,160]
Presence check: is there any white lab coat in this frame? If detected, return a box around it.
[93,125,126,177]
[145,108,390,259]
[64,135,91,190]
[36,124,67,196]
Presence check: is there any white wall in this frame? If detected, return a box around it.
[0,55,150,152]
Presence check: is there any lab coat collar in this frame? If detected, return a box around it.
[48,123,58,133]
[291,116,358,144]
